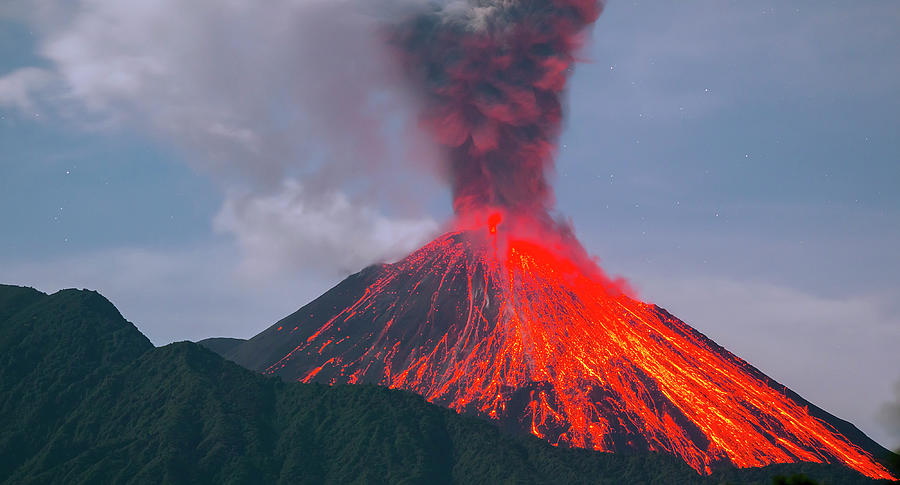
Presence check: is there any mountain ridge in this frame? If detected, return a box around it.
[1,283,894,484]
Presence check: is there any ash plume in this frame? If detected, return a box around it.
[393,0,605,217]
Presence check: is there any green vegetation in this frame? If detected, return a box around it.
[0,284,893,484]
[772,474,820,485]
[196,337,246,356]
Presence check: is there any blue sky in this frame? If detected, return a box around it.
[1,1,898,449]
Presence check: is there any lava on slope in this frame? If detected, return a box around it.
[235,221,893,480]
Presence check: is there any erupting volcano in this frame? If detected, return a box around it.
[229,219,893,480]
[225,0,894,480]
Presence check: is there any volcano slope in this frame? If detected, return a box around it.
[223,230,895,480]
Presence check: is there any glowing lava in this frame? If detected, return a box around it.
[255,222,893,480]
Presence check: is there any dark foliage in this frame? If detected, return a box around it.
[0,284,892,484]
[196,337,246,358]
[772,474,820,485]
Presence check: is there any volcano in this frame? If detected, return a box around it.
[224,221,894,480]
[211,0,896,479]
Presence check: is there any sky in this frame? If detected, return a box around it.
[1,0,898,450]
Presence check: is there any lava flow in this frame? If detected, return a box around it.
[241,216,893,480]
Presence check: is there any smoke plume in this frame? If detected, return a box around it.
[393,0,604,217]
[5,0,445,278]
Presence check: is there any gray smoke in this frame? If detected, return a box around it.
[2,0,445,277]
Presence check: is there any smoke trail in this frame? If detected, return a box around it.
[393,0,604,217]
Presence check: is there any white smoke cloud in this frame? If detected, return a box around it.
[215,180,439,278]
[0,67,53,113]
[3,0,443,276]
